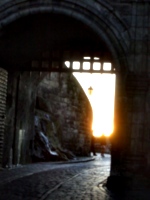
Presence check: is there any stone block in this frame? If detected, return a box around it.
[132,113,145,123]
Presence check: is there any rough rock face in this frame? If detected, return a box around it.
[33,73,92,161]
[32,72,92,161]
[32,114,75,162]
[3,71,92,166]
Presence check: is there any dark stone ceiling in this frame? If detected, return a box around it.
[0,13,111,70]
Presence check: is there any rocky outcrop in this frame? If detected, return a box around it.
[32,110,76,162]
[32,72,92,162]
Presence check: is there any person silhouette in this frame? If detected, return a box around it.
[100,134,106,157]
[91,134,96,156]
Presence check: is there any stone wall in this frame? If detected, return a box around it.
[3,70,92,166]
[3,71,45,167]
[36,72,92,157]
[0,0,150,189]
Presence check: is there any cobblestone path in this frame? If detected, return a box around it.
[1,154,149,200]
[0,154,111,200]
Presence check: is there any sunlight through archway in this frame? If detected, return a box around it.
[65,61,116,137]
[73,72,116,137]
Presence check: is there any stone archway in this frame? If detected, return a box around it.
[0,0,130,70]
[0,0,135,188]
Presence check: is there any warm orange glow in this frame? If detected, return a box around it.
[65,60,116,137]
[73,72,116,137]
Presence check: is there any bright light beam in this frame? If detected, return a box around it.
[65,61,116,137]
[73,71,116,137]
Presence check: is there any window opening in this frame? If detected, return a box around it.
[73,61,80,69]
[94,57,100,60]
[83,57,91,60]
[65,61,70,68]
[103,62,111,71]
[83,62,90,70]
[93,62,101,70]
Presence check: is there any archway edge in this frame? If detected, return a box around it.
[0,0,130,72]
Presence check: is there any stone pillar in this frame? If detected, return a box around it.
[106,72,149,190]
[3,72,38,167]
[124,73,149,175]
[106,72,129,190]
[12,72,37,165]
[0,68,8,168]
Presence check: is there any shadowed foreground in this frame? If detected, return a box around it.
[0,154,150,200]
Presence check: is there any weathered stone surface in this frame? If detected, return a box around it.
[32,112,76,162]
[33,72,92,161]
[0,0,149,192]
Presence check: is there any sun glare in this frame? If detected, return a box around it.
[73,71,116,138]
[65,60,116,137]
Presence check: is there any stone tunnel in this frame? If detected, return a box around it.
[0,0,149,190]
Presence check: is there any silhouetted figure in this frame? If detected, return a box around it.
[91,134,96,156]
[100,134,106,157]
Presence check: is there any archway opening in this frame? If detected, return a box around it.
[74,73,116,138]
[64,58,116,162]
[65,60,116,138]
[2,12,117,170]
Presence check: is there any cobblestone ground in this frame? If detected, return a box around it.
[0,154,150,200]
[0,154,111,200]
[44,165,111,200]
